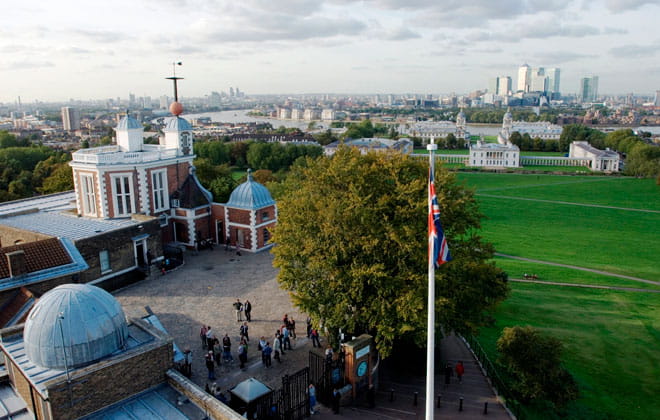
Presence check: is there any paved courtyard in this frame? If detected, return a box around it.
[115,247,312,393]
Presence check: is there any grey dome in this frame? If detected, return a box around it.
[24,284,128,369]
[226,169,275,210]
[116,115,142,131]
[164,116,192,132]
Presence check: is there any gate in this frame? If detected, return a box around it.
[309,350,345,405]
[252,367,310,420]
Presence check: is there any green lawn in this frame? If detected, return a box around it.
[231,169,247,181]
[493,257,660,291]
[477,282,660,420]
[413,148,468,155]
[460,173,660,418]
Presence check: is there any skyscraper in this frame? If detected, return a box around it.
[529,68,547,93]
[654,90,660,107]
[579,76,599,102]
[546,68,561,99]
[497,76,512,96]
[517,64,530,92]
[61,106,81,131]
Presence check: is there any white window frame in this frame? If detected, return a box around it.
[151,169,169,213]
[80,173,97,216]
[99,250,111,273]
[111,173,135,217]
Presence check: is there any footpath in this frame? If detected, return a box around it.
[312,333,511,419]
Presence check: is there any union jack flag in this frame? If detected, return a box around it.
[429,168,451,267]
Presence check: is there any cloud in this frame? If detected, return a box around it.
[383,27,421,41]
[72,29,129,43]
[604,0,660,12]
[0,60,55,70]
[609,44,659,57]
[602,26,629,34]
[532,51,597,63]
[463,21,600,43]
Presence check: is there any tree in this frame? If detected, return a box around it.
[39,163,74,194]
[497,326,579,409]
[271,147,508,356]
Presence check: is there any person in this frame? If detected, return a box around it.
[311,328,321,348]
[444,363,453,385]
[213,337,222,365]
[282,313,289,329]
[306,317,312,338]
[332,388,341,414]
[263,342,272,367]
[244,299,252,322]
[455,360,465,384]
[238,342,247,369]
[325,346,333,365]
[200,325,208,349]
[146,249,153,266]
[282,325,291,350]
[206,326,214,350]
[276,330,285,355]
[258,336,266,352]
[289,318,296,339]
[233,298,243,322]
[183,348,192,378]
[308,383,317,415]
[240,322,249,342]
[222,334,233,363]
[205,351,215,380]
[273,335,282,363]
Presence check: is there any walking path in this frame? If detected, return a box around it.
[477,193,660,214]
[510,278,660,293]
[495,252,660,286]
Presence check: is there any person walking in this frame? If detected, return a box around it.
[213,337,222,365]
[273,335,282,363]
[289,318,296,339]
[306,317,312,338]
[444,363,453,385]
[308,383,317,415]
[238,342,247,369]
[263,342,272,368]
[282,325,291,350]
[258,336,266,352]
[311,328,321,348]
[240,322,249,342]
[455,360,465,384]
[222,334,233,363]
[205,351,215,380]
[276,330,285,355]
[205,327,214,350]
[233,298,243,322]
[244,299,252,322]
[200,325,208,349]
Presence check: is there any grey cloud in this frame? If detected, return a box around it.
[532,51,596,63]
[609,44,659,57]
[1,60,55,70]
[605,0,660,12]
[602,26,628,34]
[464,22,600,43]
[384,27,421,41]
[73,29,129,43]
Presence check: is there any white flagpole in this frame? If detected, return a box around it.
[426,137,437,420]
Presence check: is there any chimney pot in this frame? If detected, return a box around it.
[6,250,27,277]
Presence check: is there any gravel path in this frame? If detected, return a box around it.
[509,278,660,293]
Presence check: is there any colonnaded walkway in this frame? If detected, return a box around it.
[114,248,511,419]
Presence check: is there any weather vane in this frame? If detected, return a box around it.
[166,61,183,102]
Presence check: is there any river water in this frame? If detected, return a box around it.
[183,109,660,136]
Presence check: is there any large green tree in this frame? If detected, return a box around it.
[271,147,508,356]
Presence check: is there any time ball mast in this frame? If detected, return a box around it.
[166,61,184,115]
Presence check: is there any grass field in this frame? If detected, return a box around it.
[477,283,660,420]
[460,172,660,419]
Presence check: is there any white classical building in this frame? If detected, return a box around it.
[569,141,620,172]
[469,139,520,168]
[398,110,470,143]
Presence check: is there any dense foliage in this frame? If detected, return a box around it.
[271,147,508,356]
[497,326,579,410]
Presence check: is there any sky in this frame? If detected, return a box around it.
[1,0,659,102]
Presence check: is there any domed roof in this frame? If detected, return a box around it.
[23,284,128,369]
[164,116,192,132]
[503,107,512,120]
[116,114,142,131]
[226,169,275,210]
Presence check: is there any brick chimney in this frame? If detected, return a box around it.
[6,250,27,277]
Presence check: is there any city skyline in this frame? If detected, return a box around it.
[1,0,659,103]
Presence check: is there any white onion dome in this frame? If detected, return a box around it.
[226,169,275,210]
[23,284,129,369]
[116,114,141,130]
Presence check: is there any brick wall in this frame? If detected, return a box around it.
[255,205,276,225]
[46,322,174,420]
[228,208,251,225]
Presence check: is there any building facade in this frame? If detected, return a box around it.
[61,107,81,131]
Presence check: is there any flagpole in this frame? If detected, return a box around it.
[426,138,437,420]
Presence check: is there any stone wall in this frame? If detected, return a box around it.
[166,369,244,420]
[0,225,52,248]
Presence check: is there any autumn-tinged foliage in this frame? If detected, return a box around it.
[271,147,508,356]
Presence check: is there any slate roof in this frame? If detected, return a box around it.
[164,116,192,132]
[172,173,213,209]
[116,115,142,131]
[226,170,275,210]
[0,238,72,279]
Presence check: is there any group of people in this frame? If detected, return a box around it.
[258,313,299,368]
[200,323,252,379]
[233,298,252,322]
[444,360,465,385]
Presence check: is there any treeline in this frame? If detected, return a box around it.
[559,125,660,177]
[350,107,561,124]
[193,140,322,202]
[509,132,561,152]
[0,131,74,203]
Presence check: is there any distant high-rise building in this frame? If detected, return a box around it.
[579,76,599,102]
[529,68,547,93]
[546,68,561,99]
[61,106,81,131]
[489,77,498,94]
[159,95,169,109]
[497,76,512,96]
[654,90,660,107]
[517,64,531,92]
[229,87,235,97]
